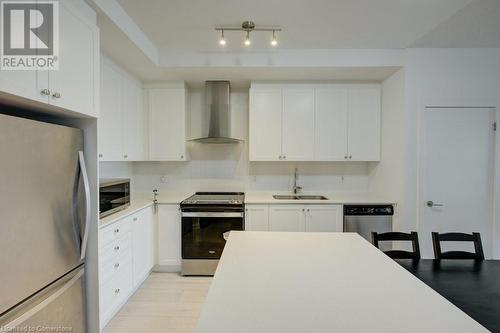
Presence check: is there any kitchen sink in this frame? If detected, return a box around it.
[273,195,298,200]
[273,194,329,200]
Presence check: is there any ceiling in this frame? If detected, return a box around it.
[94,0,500,84]
[116,0,475,50]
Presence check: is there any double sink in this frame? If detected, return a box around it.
[273,194,329,200]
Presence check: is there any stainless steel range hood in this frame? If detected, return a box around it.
[189,81,242,144]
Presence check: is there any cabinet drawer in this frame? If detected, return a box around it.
[100,262,133,325]
[99,245,133,286]
[99,232,132,266]
[100,217,132,247]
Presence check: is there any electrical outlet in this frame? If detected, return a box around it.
[160,175,168,183]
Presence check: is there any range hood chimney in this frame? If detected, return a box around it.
[190,81,242,144]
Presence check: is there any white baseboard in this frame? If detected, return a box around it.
[153,264,181,273]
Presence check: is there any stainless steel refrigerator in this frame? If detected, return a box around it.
[0,114,90,332]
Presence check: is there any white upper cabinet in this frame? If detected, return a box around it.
[99,62,122,161]
[249,83,381,162]
[49,2,98,117]
[99,56,146,161]
[282,88,315,161]
[315,88,349,161]
[122,77,146,161]
[347,87,381,161]
[0,1,99,117]
[249,88,282,161]
[147,85,190,161]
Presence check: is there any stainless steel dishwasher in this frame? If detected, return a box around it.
[343,205,394,250]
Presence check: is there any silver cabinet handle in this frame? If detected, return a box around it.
[114,288,120,294]
[41,89,50,96]
[283,155,286,160]
[426,201,444,207]
[114,228,120,233]
[124,154,128,158]
[180,155,184,159]
[349,155,352,159]
[302,208,305,212]
[307,208,310,212]
[99,154,103,158]
[114,246,120,251]
[344,155,348,159]
[278,155,282,160]
[114,263,120,268]
[52,92,61,98]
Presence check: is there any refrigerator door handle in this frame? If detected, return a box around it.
[78,151,90,261]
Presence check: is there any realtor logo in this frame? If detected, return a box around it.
[1,0,59,70]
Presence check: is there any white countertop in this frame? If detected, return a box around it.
[244,191,396,204]
[196,232,486,333]
[99,193,154,228]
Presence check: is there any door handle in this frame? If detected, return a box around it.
[426,200,444,208]
[79,151,91,260]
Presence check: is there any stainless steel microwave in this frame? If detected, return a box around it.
[99,178,130,218]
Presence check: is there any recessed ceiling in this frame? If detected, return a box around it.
[116,0,473,51]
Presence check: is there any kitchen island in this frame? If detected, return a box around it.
[196,232,487,333]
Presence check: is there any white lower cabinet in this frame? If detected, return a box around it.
[132,207,155,287]
[99,206,155,329]
[266,204,342,232]
[245,205,269,231]
[157,205,182,269]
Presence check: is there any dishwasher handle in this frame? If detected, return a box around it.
[343,205,394,216]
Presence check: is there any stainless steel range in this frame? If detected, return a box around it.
[181,192,244,276]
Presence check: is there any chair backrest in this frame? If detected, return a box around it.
[432,232,484,260]
[371,232,421,260]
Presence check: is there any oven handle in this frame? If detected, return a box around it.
[182,212,244,218]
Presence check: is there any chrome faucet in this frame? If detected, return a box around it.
[292,168,302,194]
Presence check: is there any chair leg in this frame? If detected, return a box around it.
[432,232,441,259]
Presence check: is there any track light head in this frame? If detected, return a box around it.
[244,31,251,46]
[219,30,226,46]
[271,30,278,46]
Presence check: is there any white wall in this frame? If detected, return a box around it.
[369,69,406,230]
[402,48,500,258]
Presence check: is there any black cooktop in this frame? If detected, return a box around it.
[181,192,245,205]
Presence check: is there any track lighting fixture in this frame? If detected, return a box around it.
[215,21,281,47]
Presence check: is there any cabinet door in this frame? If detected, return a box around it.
[149,89,187,161]
[48,2,97,117]
[132,207,155,287]
[269,205,305,232]
[98,61,123,161]
[347,87,381,161]
[157,205,181,267]
[315,88,348,161]
[282,88,315,161]
[122,77,146,161]
[306,205,342,232]
[245,205,269,231]
[249,89,283,161]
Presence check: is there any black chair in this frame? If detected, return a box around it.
[432,232,484,260]
[371,232,421,260]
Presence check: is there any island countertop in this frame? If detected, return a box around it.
[196,232,486,333]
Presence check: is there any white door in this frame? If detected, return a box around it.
[306,205,342,232]
[347,87,381,161]
[122,77,146,161]
[149,88,187,161]
[249,89,283,161]
[282,88,315,161]
[245,205,269,231]
[269,206,305,232]
[315,88,348,161]
[157,205,181,267]
[98,62,123,161]
[48,3,96,116]
[420,107,495,258]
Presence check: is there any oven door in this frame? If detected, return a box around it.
[182,212,243,259]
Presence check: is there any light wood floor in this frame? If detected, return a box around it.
[103,273,212,333]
